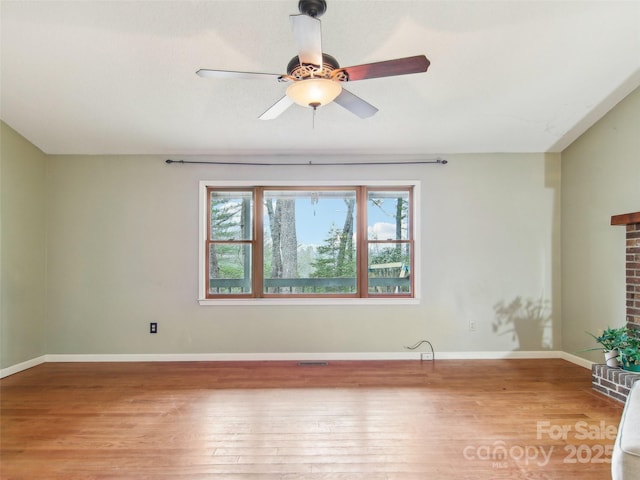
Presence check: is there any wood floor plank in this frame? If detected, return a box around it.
[0,359,623,479]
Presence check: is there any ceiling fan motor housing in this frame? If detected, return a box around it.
[298,0,327,18]
[286,53,347,82]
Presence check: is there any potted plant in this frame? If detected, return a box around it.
[618,330,640,372]
[586,326,626,367]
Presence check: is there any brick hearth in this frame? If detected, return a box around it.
[592,364,640,403]
[591,211,640,403]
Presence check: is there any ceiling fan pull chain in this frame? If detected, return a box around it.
[310,101,320,129]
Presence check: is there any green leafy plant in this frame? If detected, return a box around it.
[585,326,627,352]
[618,330,640,370]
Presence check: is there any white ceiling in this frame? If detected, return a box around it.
[1,0,639,156]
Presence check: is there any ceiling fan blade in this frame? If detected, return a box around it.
[333,88,378,119]
[290,14,323,66]
[196,69,281,80]
[259,95,295,120]
[341,55,430,82]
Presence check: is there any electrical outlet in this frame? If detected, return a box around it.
[150,322,158,334]
[421,352,434,361]
[469,320,476,332]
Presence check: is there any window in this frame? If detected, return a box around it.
[199,182,418,302]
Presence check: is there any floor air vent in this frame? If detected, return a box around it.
[297,361,329,367]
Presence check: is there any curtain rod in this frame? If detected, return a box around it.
[165,158,448,167]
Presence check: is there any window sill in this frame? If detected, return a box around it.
[198,297,420,306]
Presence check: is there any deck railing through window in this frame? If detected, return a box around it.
[209,277,410,294]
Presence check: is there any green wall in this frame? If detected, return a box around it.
[1,122,47,368]
[562,86,640,362]
[42,152,560,356]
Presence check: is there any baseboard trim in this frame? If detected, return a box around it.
[47,351,562,362]
[0,355,47,379]
[559,351,594,370]
[43,350,572,363]
[1,350,592,376]
[434,350,563,360]
[45,352,423,363]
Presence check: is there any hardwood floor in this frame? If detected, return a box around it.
[1,359,623,479]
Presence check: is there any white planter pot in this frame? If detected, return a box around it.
[605,349,620,368]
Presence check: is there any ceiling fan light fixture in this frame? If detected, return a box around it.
[286,78,342,108]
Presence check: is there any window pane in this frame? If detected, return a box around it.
[367,190,410,240]
[263,190,357,295]
[368,244,411,294]
[208,244,252,295]
[210,191,253,241]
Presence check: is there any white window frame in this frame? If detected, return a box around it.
[198,180,421,306]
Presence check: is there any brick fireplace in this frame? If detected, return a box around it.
[592,211,640,402]
[612,211,640,330]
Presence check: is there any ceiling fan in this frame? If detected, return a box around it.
[196,0,430,120]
